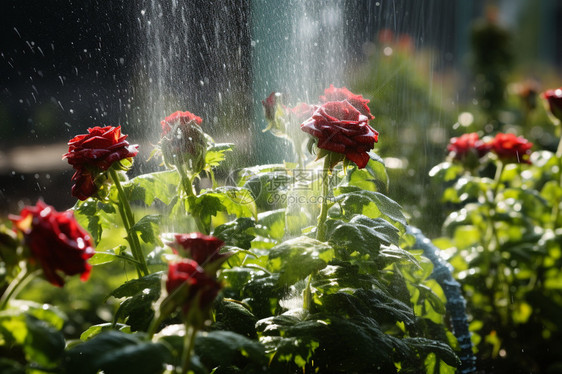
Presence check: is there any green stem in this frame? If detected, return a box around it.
[315,158,331,242]
[303,272,315,311]
[492,161,504,198]
[109,168,149,277]
[0,264,39,310]
[552,135,562,227]
[181,324,198,374]
[176,165,208,234]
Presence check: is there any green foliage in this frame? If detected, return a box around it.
[63,331,171,374]
[431,143,562,372]
[1,106,459,374]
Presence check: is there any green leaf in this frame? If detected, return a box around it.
[313,260,387,294]
[404,337,460,368]
[23,314,65,366]
[63,331,171,374]
[213,299,258,338]
[109,272,163,331]
[242,171,291,210]
[325,215,401,257]
[195,330,266,368]
[345,153,389,193]
[268,237,334,285]
[333,190,407,228]
[131,214,162,245]
[89,250,119,265]
[255,209,286,241]
[80,323,131,341]
[7,300,66,330]
[321,289,415,326]
[73,199,118,244]
[123,170,181,206]
[205,142,234,168]
[194,187,257,228]
[213,217,256,250]
[428,162,464,182]
[0,312,65,368]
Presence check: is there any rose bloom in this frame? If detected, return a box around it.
[160,110,203,137]
[159,111,207,172]
[319,85,374,120]
[63,126,138,200]
[301,100,379,169]
[10,201,94,287]
[447,133,490,161]
[166,259,222,313]
[262,92,281,122]
[488,133,533,164]
[169,232,227,266]
[543,88,562,122]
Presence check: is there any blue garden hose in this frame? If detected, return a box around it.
[407,226,477,374]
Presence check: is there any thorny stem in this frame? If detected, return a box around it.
[109,168,149,277]
[176,165,208,234]
[315,157,331,242]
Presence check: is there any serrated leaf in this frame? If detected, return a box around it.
[325,215,401,257]
[131,214,162,245]
[194,187,257,229]
[268,237,334,285]
[123,170,181,206]
[334,190,406,228]
[205,142,234,168]
[73,199,118,244]
[109,272,163,331]
[213,217,256,249]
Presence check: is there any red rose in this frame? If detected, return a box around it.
[301,100,379,169]
[447,133,490,161]
[159,111,207,172]
[63,126,138,200]
[262,92,281,122]
[543,88,562,122]
[319,85,374,120]
[10,201,94,287]
[488,133,533,164]
[169,232,227,266]
[160,111,203,137]
[166,259,221,313]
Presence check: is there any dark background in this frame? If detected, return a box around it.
[0,0,560,214]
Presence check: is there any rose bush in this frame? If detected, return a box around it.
[10,200,94,287]
[1,86,463,374]
[301,100,379,168]
[63,126,138,200]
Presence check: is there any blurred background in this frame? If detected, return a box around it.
[0,0,561,236]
